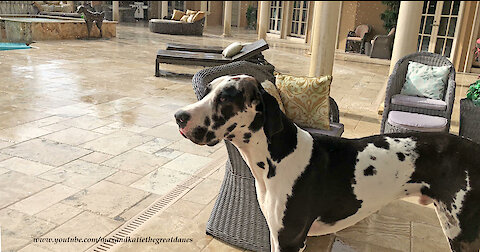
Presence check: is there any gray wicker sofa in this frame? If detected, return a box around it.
[149,18,204,36]
[192,61,343,251]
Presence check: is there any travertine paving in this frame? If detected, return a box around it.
[0,23,476,252]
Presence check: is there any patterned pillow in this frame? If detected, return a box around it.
[171,10,185,21]
[260,80,286,113]
[400,61,450,100]
[275,74,331,130]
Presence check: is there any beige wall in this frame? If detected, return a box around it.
[336,1,387,49]
[337,1,358,49]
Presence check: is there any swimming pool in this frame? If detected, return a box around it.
[0,14,117,43]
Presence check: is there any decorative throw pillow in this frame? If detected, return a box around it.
[187,14,196,23]
[192,11,205,22]
[222,42,243,57]
[186,9,197,15]
[180,15,189,22]
[261,80,286,113]
[275,74,331,130]
[171,10,185,21]
[400,61,450,100]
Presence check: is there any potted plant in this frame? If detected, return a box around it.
[459,79,480,144]
[246,5,257,30]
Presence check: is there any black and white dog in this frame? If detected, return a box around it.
[174,75,480,252]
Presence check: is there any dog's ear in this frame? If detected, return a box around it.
[259,87,284,143]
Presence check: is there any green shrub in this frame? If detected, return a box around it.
[246,5,257,30]
[467,80,480,106]
[380,1,400,32]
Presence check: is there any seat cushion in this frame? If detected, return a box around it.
[346,37,362,41]
[391,94,447,111]
[400,61,450,100]
[222,42,243,57]
[387,111,447,132]
[275,74,331,130]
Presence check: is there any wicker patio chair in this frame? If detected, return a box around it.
[192,61,343,251]
[345,24,371,54]
[368,28,395,59]
[380,52,456,134]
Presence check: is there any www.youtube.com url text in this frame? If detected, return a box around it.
[33,236,193,245]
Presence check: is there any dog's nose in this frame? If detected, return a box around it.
[174,110,191,128]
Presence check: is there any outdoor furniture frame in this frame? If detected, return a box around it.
[345,24,371,54]
[459,98,480,144]
[155,39,269,77]
[192,61,344,251]
[380,52,456,134]
[166,43,224,54]
[149,18,205,36]
[368,28,395,59]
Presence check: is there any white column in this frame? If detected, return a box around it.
[258,1,270,40]
[201,1,208,27]
[112,1,119,21]
[389,1,423,74]
[161,1,168,19]
[280,1,291,39]
[308,1,341,77]
[223,1,232,37]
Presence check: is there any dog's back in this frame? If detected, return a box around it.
[310,132,480,251]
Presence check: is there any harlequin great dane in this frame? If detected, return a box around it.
[174,75,480,252]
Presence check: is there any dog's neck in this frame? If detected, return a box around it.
[228,113,313,189]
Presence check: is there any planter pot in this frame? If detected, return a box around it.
[459,98,480,144]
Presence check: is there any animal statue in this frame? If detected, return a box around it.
[76,5,105,38]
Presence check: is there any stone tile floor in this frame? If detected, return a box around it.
[0,23,477,252]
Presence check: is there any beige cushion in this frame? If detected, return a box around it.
[187,14,196,23]
[261,80,286,113]
[172,10,185,20]
[180,15,189,22]
[275,74,331,130]
[346,37,362,41]
[222,42,243,57]
[192,11,205,22]
[186,9,197,15]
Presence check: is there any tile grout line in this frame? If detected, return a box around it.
[85,155,227,252]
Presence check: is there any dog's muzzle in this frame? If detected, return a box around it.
[174,110,190,138]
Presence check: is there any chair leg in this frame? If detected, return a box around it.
[155,58,160,77]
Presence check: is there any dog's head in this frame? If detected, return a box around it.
[174,75,283,146]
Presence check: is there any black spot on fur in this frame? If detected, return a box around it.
[205,131,216,143]
[204,117,210,127]
[206,140,219,146]
[267,113,297,162]
[212,114,226,130]
[192,126,207,141]
[248,112,263,132]
[267,158,276,178]
[257,162,265,169]
[221,105,235,120]
[396,152,405,161]
[364,165,377,176]
[226,123,237,132]
[241,124,246,128]
[243,139,250,143]
[226,134,235,141]
[373,138,390,150]
[370,156,376,160]
[394,139,400,143]
[244,132,251,139]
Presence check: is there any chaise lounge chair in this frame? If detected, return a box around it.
[155,39,269,77]
[166,43,223,54]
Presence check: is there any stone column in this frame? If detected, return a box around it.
[201,1,208,27]
[376,1,423,114]
[223,1,232,37]
[112,1,119,21]
[280,1,291,39]
[258,1,270,40]
[308,1,341,77]
[389,1,423,74]
[161,1,168,19]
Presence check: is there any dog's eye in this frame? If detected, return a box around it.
[219,97,226,102]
